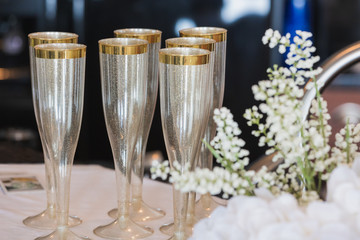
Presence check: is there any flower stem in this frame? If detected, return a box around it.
[345,119,351,164]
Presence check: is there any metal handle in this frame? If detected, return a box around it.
[301,41,360,121]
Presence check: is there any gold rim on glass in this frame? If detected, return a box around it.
[159,47,210,65]
[28,32,78,47]
[35,43,86,59]
[114,28,161,43]
[165,37,216,52]
[179,27,227,42]
[99,38,148,55]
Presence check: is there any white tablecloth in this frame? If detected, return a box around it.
[0,164,176,239]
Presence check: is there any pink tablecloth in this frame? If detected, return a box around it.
[0,164,175,239]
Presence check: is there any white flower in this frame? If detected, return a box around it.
[191,190,360,240]
[327,161,360,215]
[150,160,170,180]
[190,206,248,240]
[230,196,278,235]
[313,223,359,240]
[279,44,286,54]
[257,223,307,240]
[306,201,344,223]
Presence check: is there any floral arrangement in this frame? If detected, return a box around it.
[151,29,360,204]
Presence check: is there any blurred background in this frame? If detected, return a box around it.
[0,0,359,168]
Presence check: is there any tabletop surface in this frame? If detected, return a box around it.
[0,163,176,240]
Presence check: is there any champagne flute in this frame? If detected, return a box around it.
[25,32,82,230]
[108,28,165,222]
[164,37,215,232]
[94,38,153,239]
[34,43,88,240]
[159,47,212,240]
[179,27,227,218]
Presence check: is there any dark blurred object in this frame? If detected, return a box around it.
[2,16,25,56]
[0,127,38,147]
[284,0,311,35]
[0,2,39,155]
[0,142,43,163]
[316,0,360,59]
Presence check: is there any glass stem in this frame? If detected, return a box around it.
[131,143,145,211]
[200,118,217,170]
[187,192,196,227]
[198,141,214,209]
[201,193,212,206]
[173,187,189,240]
[41,141,56,214]
[44,154,56,217]
[54,160,71,229]
[131,182,142,212]
[200,143,214,169]
[115,161,131,224]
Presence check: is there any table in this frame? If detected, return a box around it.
[0,164,176,239]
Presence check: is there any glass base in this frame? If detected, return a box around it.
[35,227,89,240]
[108,200,165,222]
[159,222,193,238]
[94,218,153,239]
[167,232,188,240]
[160,223,174,236]
[195,193,223,219]
[160,223,194,239]
[23,208,82,230]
